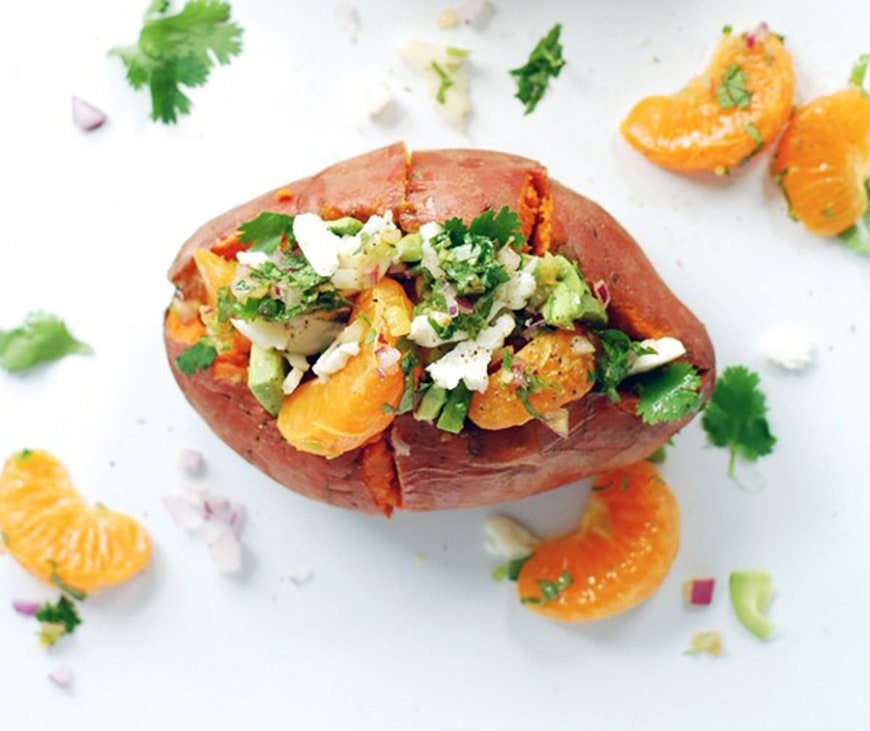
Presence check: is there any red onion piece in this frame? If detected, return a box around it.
[208,527,242,573]
[447,303,459,317]
[177,449,205,477]
[593,280,611,308]
[375,346,401,371]
[12,599,41,617]
[162,494,205,531]
[456,297,474,314]
[72,96,107,131]
[683,577,716,606]
[746,22,770,49]
[49,664,74,689]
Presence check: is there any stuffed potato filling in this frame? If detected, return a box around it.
[171,207,702,458]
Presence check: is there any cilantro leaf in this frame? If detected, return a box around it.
[594,329,642,401]
[717,63,752,110]
[520,570,573,605]
[110,0,243,124]
[35,596,82,637]
[0,312,91,374]
[237,212,295,254]
[701,365,776,478]
[839,180,870,256]
[850,53,870,89]
[175,339,218,375]
[510,23,566,114]
[468,207,526,251]
[431,60,454,105]
[636,363,703,425]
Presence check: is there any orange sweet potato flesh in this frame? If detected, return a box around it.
[164,142,715,514]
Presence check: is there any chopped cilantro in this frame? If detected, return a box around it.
[520,570,573,605]
[216,286,234,322]
[507,555,531,581]
[175,339,218,375]
[839,180,870,256]
[397,351,419,414]
[237,211,295,254]
[741,122,764,162]
[468,207,526,251]
[510,23,566,114]
[594,329,645,401]
[646,445,667,464]
[717,63,752,110]
[701,365,776,478]
[722,24,733,35]
[109,0,243,124]
[850,53,869,89]
[35,596,82,638]
[635,363,703,425]
[17,448,34,461]
[491,564,509,581]
[0,311,91,374]
[431,60,454,105]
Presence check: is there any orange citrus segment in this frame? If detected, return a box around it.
[468,330,595,430]
[621,26,794,173]
[0,450,152,594]
[517,461,679,622]
[193,248,238,307]
[277,277,414,458]
[772,88,870,236]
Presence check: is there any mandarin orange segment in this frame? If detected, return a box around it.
[277,278,414,459]
[621,26,794,173]
[772,88,870,236]
[517,461,679,622]
[193,248,238,307]
[468,330,595,430]
[0,450,152,594]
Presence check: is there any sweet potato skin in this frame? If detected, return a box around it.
[165,143,714,513]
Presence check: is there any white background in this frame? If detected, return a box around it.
[1,1,869,728]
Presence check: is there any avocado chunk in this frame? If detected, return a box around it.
[247,344,286,416]
[531,253,607,328]
[436,383,472,434]
[729,570,774,640]
[326,216,364,236]
[414,384,448,422]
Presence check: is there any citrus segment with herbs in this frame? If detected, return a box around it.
[621,25,794,173]
[276,277,414,458]
[0,450,152,594]
[516,461,680,622]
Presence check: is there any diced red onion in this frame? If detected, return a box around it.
[593,279,611,308]
[162,493,205,531]
[49,664,74,688]
[374,368,386,380]
[375,346,401,371]
[72,96,107,131]
[12,599,41,617]
[208,527,242,573]
[683,577,716,606]
[456,297,474,314]
[746,22,770,49]
[447,303,459,317]
[177,449,205,477]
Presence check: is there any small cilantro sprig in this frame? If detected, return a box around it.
[520,570,573,605]
[702,365,776,478]
[636,363,703,425]
[839,180,870,256]
[594,330,646,401]
[0,312,91,374]
[717,63,752,110]
[510,23,566,114]
[110,0,243,124]
[237,212,296,254]
[175,338,218,375]
[35,596,82,648]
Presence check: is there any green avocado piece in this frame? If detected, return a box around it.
[247,344,286,416]
[414,384,448,422]
[396,232,423,262]
[326,216,364,236]
[436,383,472,434]
[532,253,607,328]
[729,570,775,640]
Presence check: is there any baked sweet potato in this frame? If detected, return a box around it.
[164,142,715,514]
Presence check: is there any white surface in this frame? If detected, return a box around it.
[1,1,869,728]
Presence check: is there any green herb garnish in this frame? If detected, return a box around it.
[237,212,295,254]
[510,23,566,114]
[701,365,776,478]
[35,596,82,647]
[717,63,752,110]
[0,312,91,374]
[594,330,648,401]
[520,570,573,605]
[110,0,243,124]
[636,363,703,425]
[839,180,870,256]
[849,53,870,89]
[175,339,218,375]
[431,60,454,105]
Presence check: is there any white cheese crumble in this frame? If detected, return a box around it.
[626,336,687,376]
[236,250,271,267]
[483,515,540,560]
[312,321,365,378]
[282,354,310,395]
[426,313,515,392]
[293,213,344,276]
[409,312,468,348]
[760,326,815,371]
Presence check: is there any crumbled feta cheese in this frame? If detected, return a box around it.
[282,354,310,395]
[494,255,538,311]
[571,335,595,355]
[236,250,271,267]
[362,79,394,118]
[626,336,687,376]
[230,317,292,351]
[293,213,344,276]
[427,313,515,392]
[438,8,460,29]
[312,321,364,378]
[760,326,815,371]
[408,313,467,348]
[484,514,540,560]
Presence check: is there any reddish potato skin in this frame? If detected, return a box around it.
[165,143,714,513]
